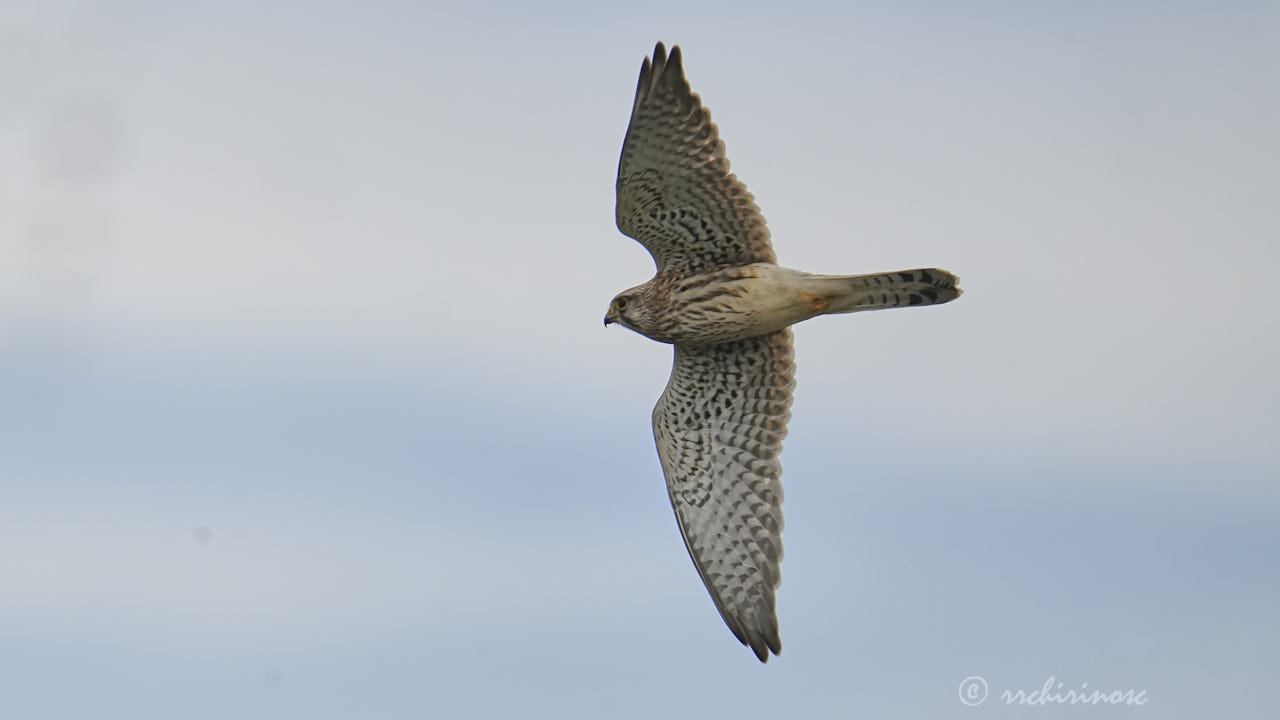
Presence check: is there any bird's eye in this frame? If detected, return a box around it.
[615,297,629,312]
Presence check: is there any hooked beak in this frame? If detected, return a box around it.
[603,311,615,327]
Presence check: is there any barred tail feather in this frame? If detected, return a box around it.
[815,268,962,315]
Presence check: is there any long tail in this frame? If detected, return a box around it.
[811,268,962,315]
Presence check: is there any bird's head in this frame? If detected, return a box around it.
[603,292,633,328]
[603,283,658,336]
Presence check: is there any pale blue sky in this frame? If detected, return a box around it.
[2,1,1277,718]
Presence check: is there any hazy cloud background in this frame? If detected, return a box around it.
[2,1,1276,718]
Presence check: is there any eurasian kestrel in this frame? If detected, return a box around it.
[605,42,961,662]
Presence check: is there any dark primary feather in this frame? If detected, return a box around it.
[615,43,776,276]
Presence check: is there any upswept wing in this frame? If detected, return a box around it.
[616,43,775,275]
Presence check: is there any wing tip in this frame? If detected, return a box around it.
[724,607,782,663]
[744,624,782,663]
[633,41,688,108]
[651,41,677,74]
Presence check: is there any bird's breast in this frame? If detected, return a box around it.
[651,265,820,345]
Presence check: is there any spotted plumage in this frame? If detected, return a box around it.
[605,42,961,662]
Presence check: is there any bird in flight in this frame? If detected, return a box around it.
[605,42,961,662]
